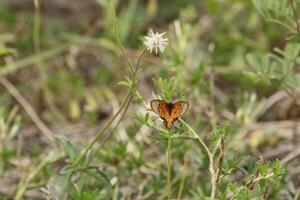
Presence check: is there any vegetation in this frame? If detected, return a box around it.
[0,0,300,199]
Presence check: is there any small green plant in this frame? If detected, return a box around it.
[249,0,300,92]
[0,106,21,175]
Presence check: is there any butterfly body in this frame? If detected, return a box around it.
[150,99,189,129]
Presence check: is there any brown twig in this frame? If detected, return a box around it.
[263,186,269,200]
[0,76,55,145]
[216,137,225,183]
[249,170,260,190]
[284,87,300,105]
[210,137,225,199]
[245,169,259,190]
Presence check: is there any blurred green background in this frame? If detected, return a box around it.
[0,0,300,199]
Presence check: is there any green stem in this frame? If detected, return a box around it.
[74,84,132,164]
[72,1,146,165]
[111,0,135,76]
[179,119,220,200]
[33,0,40,52]
[15,152,58,200]
[177,155,188,200]
[167,130,172,199]
[83,49,147,165]
[179,119,212,158]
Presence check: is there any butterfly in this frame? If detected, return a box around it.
[150,99,189,129]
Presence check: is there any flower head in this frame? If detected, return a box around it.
[143,29,169,54]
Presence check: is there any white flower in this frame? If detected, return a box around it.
[143,29,169,54]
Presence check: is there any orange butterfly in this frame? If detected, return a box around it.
[150,99,189,129]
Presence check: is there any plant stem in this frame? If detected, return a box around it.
[210,137,225,200]
[0,76,55,145]
[179,119,226,200]
[216,138,225,183]
[33,0,40,52]
[177,155,188,200]
[72,0,147,165]
[86,48,147,160]
[15,152,58,200]
[167,130,172,199]
[111,0,135,76]
[252,172,274,183]
[210,157,217,200]
[179,119,211,158]
[208,44,216,128]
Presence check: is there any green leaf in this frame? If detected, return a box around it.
[288,33,300,44]
[153,77,177,101]
[0,44,69,76]
[272,159,286,176]
[135,113,149,125]
[55,135,77,160]
[117,76,132,88]
[118,0,138,42]
[258,162,270,177]
[0,48,16,57]
[80,166,111,187]
[223,155,246,175]
[209,123,229,144]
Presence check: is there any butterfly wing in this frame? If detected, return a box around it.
[175,101,189,115]
[150,99,189,129]
[169,101,189,123]
[150,99,168,120]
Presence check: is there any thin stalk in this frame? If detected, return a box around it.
[211,137,225,200]
[33,0,66,122]
[90,90,133,154]
[209,65,216,128]
[74,46,146,165]
[85,49,147,162]
[179,119,225,200]
[263,186,269,200]
[111,0,135,76]
[135,48,147,71]
[167,129,172,199]
[252,172,274,183]
[177,155,188,200]
[73,1,146,165]
[208,44,216,128]
[15,152,57,200]
[0,77,55,145]
[179,119,211,158]
[33,0,45,82]
[216,138,225,183]
[33,0,40,52]
[74,85,132,164]
[210,158,217,200]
